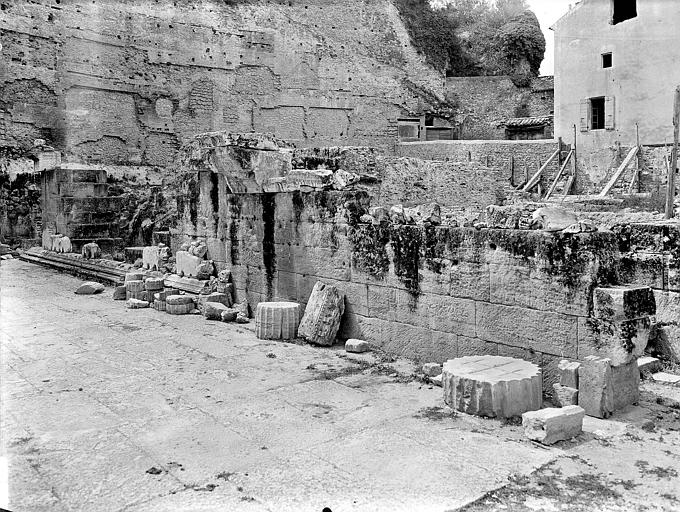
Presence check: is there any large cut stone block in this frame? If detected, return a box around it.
[558,360,580,389]
[298,282,345,346]
[611,359,640,411]
[593,285,656,322]
[204,302,229,321]
[166,303,194,315]
[522,406,585,445]
[578,356,614,418]
[176,251,205,278]
[552,383,578,407]
[255,302,301,340]
[442,356,542,418]
[578,317,651,366]
[112,285,127,300]
[75,281,105,295]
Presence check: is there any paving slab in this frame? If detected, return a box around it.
[2,259,678,511]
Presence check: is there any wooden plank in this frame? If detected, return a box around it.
[666,86,680,219]
[544,149,574,200]
[561,174,576,199]
[598,145,639,197]
[521,148,560,192]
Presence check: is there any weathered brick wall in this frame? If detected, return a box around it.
[176,180,626,390]
[446,76,553,140]
[376,157,510,211]
[0,0,447,163]
[396,139,562,190]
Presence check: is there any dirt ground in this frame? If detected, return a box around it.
[1,259,679,512]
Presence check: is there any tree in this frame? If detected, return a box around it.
[497,10,546,85]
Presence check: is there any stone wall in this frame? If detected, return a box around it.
[396,140,562,190]
[0,0,448,162]
[175,168,636,390]
[446,76,554,140]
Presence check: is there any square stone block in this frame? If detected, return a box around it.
[593,285,656,322]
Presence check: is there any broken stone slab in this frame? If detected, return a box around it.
[530,207,578,231]
[651,372,680,385]
[204,301,229,321]
[522,406,585,445]
[164,275,211,295]
[145,277,165,292]
[235,313,249,324]
[255,302,301,340]
[75,281,105,295]
[221,308,238,322]
[552,383,578,407]
[112,285,127,300]
[197,292,232,312]
[593,285,656,322]
[166,302,194,315]
[127,298,150,309]
[125,272,145,282]
[558,360,580,389]
[648,323,680,364]
[298,282,345,346]
[175,251,205,278]
[562,220,597,234]
[578,356,614,419]
[345,339,371,353]
[332,169,360,190]
[431,374,443,387]
[422,363,442,377]
[286,169,333,189]
[166,295,194,306]
[637,356,661,374]
[125,280,145,293]
[442,356,542,418]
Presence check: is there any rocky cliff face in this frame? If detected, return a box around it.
[0,0,449,165]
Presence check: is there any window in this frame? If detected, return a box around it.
[591,97,605,130]
[612,0,636,24]
[602,53,612,68]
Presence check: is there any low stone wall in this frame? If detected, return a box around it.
[175,177,641,390]
[396,140,561,191]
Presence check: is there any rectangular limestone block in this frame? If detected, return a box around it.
[612,359,640,411]
[578,356,614,419]
[577,317,651,366]
[476,302,578,357]
[593,285,656,322]
[522,405,585,445]
[176,251,205,278]
[552,383,578,407]
[558,360,580,389]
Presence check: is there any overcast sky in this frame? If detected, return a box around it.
[526,0,575,75]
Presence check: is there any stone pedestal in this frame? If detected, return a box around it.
[442,356,542,418]
[255,302,301,340]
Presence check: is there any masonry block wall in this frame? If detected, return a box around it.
[446,76,554,140]
[1,0,448,161]
[396,140,562,191]
[175,170,632,390]
[616,222,680,360]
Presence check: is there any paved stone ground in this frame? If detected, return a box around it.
[1,259,680,512]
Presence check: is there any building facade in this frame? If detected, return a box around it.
[553,0,680,150]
